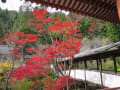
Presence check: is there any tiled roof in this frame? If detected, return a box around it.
[26,0,120,24]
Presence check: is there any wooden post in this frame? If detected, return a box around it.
[116,0,120,20]
[99,59,103,71]
[84,60,87,69]
[104,58,106,63]
[74,63,77,89]
[99,58,103,88]
[83,61,87,90]
[96,60,99,70]
[113,56,117,74]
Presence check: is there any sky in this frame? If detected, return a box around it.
[0,0,25,11]
[0,0,69,15]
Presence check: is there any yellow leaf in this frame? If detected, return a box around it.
[0,69,3,73]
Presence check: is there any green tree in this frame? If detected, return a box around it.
[105,23,120,42]
[0,9,18,37]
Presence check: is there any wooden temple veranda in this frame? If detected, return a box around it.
[61,41,120,89]
[25,0,120,90]
[61,41,120,73]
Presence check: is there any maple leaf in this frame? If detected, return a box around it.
[9,50,19,54]
[16,32,25,37]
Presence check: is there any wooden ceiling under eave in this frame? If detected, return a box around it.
[26,0,120,24]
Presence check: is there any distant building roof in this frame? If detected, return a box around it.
[0,45,11,54]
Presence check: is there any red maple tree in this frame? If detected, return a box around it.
[7,9,82,90]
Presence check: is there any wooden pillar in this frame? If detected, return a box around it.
[83,61,87,90]
[104,58,106,63]
[96,60,99,70]
[84,60,87,69]
[66,61,69,70]
[99,59,103,71]
[72,62,75,69]
[113,56,117,74]
[74,62,77,89]
[99,58,103,88]
[116,0,120,20]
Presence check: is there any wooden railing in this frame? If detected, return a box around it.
[60,41,120,89]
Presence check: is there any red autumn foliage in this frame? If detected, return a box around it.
[53,76,75,90]
[9,9,81,89]
[43,78,57,90]
[15,39,27,44]
[16,32,25,37]
[43,76,75,90]
[32,78,39,83]
[9,50,19,54]
[26,48,38,52]
[10,55,51,80]
[88,20,97,31]
[0,37,5,44]
[7,32,38,45]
